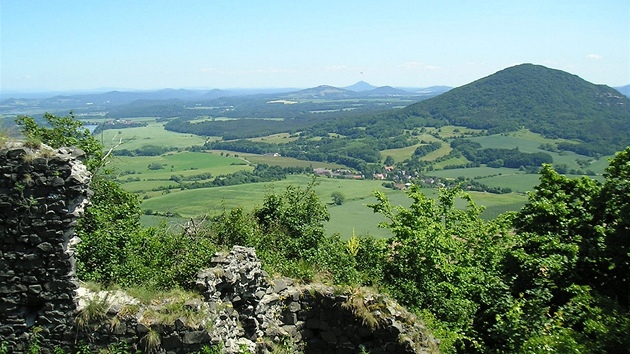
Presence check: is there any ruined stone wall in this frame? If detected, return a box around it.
[0,143,90,352]
[0,143,438,354]
[77,246,438,354]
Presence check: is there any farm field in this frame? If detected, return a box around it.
[430,167,542,193]
[111,152,250,180]
[139,174,392,218]
[99,121,207,150]
[138,173,530,238]
[97,121,611,238]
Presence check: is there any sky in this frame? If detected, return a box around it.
[1,0,629,93]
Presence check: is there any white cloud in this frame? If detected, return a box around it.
[585,54,603,60]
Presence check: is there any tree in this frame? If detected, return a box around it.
[147,162,164,170]
[500,157,630,352]
[384,155,395,166]
[331,191,345,205]
[369,184,512,348]
[254,180,330,260]
[16,112,105,172]
[597,147,630,306]
[15,113,143,285]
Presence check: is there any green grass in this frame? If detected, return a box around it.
[112,151,250,176]
[215,151,345,169]
[467,129,611,173]
[110,151,253,193]
[474,173,542,193]
[100,121,207,150]
[248,133,299,143]
[429,166,520,179]
[138,174,530,238]
[421,144,453,161]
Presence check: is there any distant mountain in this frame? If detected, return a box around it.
[287,85,357,98]
[408,86,452,95]
[399,63,630,156]
[202,89,232,100]
[615,85,630,98]
[364,86,411,96]
[344,81,378,92]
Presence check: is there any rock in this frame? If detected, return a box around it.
[182,329,212,344]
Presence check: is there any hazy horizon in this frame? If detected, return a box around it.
[2,1,629,93]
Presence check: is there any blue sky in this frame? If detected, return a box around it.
[1,0,628,92]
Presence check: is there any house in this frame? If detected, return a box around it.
[313,168,333,177]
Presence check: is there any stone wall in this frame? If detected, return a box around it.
[0,143,439,353]
[72,246,438,353]
[0,142,90,352]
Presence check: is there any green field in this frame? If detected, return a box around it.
[100,121,207,150]
[111,151,252,193]
[468,130,611,173]
[248,133,299,143]
[138,173,531,239]
[213,151,345,169]
[98,122,609,238]
[139,174,410,238]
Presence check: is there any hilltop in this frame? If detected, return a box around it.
[398,64,630,156]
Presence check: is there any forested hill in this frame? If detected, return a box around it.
[399,63,630,156]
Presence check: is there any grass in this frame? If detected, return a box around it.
[248,132,299,143]
[141,329,161,353]
[214,150,345,169]
[98,123,606,238]
[341,288,384,329]
[421,143,453,161]
[467,129,611,173]
[99,121,207,151]
[139,175,385,217]
[138,173,528,239]
[110,151,252,188]
[75,294,109,332]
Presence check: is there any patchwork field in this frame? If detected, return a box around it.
[96,121,610,238]
[99,121,207,150]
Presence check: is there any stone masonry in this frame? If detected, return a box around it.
[0,142,439,353]
[0,142,90,352]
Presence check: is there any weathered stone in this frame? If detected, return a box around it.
[182,330,211,344]
[2,149,439,354]
[161,334,183,349]
[136,322,150,334]
[272,279,287,293]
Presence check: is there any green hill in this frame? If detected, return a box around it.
[400,63,630,156]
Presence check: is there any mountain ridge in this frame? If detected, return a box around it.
[397,63,630,156]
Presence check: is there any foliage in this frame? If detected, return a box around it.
[368,184,512,346]
[75,294,109,332]
[253,180,330,260]
[367,154,630,353]
[402,64,630,156]
[331,191,345,205]
[597,148,630,306]
[491,149,630,352]
[15,112,105,172]
[120,221,219,288]
[76,177,143,285]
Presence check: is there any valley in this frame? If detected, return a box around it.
[2,64,627,240]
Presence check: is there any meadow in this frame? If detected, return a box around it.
[99,121,207,150]
[100,119,608,238]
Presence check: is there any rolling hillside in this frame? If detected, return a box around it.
[399,64,630,155]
